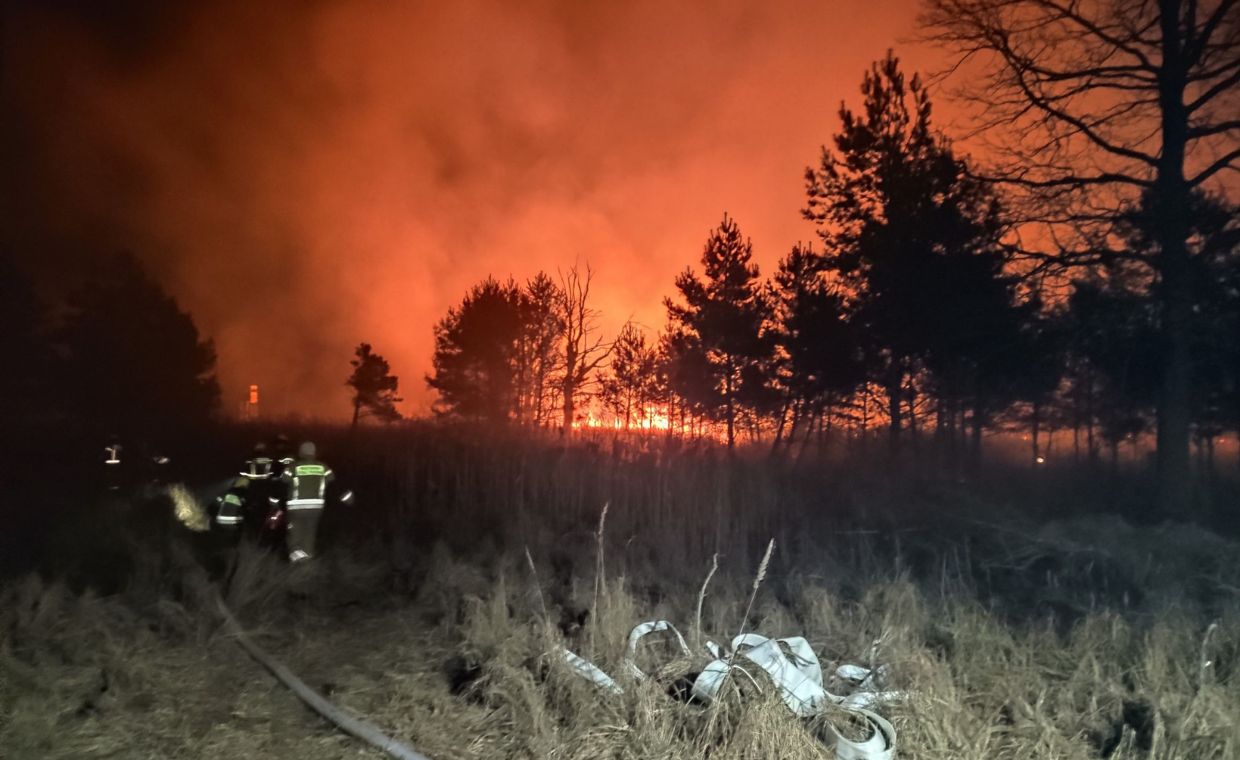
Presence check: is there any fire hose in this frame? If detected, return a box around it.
[214,593,432,760]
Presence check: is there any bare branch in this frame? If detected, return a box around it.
[1190,145,1240,186]
[984,170,1153,189]
[1029,0,1158,70]
[1187,0,1240,66]
[1187,62,1240,112]
[1188,118,1240,139]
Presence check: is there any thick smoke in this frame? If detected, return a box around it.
[2,0,931,416]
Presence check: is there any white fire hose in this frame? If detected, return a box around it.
[563,620,901,760]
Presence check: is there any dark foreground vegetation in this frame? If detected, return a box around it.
[2,425,1238,759]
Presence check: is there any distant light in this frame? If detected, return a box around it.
[1035,456,1046,464]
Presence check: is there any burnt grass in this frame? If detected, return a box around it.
[2,424,1238,759]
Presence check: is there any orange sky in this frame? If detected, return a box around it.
[4,0,945,417]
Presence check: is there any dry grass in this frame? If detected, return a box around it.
[4,524,1237,759]
[3,433,1238,759]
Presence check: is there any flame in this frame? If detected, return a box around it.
[577,403,671,432]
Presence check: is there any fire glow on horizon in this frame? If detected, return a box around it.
[2,0,936,418]
[577,404,672,432]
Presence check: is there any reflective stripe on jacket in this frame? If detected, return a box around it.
[216,492,243,526]
[280,459,334,505]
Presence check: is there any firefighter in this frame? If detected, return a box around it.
[102,436,124,493]
[214,476,247,530]
[271,434,295,477]
[238,442,276,537]
[242,442,275,480]
[278,441,351,562]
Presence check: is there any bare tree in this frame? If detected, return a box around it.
[920,0,1240,513]
[556,264,611,432]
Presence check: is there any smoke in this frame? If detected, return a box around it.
[2,0,931,416]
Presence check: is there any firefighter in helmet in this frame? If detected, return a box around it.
[102,435,124,493]
[243,442,275,480]
[214,476,247,530]
[237,442,276,537]
[271,434,294,477]
[278,441,352,562]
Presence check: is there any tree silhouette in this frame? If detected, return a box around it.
[600,322,659,429]
[665,214,775,449]
[1065,279,1160,469]
[556,265,610,432]
[1122,190,1240,473]
[921,239,1037,464]
[60,252,219,438]
[427,277,524,422]
[1192,200,1240,470]
[516,272,563,427]
[659,326,715,437]
[1002,307,1066,466]
[921,0,1240,511]
[805,52,1022,458]
[769,244,864,456]
[346,343,402,426]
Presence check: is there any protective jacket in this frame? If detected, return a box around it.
[215,477,248,528]
[279,452,347,562]
[279,458,335,511]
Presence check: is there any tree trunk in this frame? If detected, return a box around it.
[795,405,819,467]
[562,379,575,433]
[823,401,834,458]
[1086,379,1097,463]
[1154,0,1193,516]
[906,382,920,455]
[886,365,903,458]
[785,400,805,456]
[724,362,736,451]
[970,405,983,468]
[1031,400,1041,465]
[970,383,985,469]
[770,398,791,457]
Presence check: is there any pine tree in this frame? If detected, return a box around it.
[600,322,658,430]
[769,243,864,456]
[516,272,563,426]
[346,343,403,426]
[60,252,219,438]
[804,51,1028,459]
[426,277,524,422]
[665,214,774,449]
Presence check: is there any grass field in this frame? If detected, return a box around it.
[2,427,1238,759]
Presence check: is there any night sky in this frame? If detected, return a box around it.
[3,0,940,416]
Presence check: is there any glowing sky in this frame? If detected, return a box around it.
[4,0,943,417]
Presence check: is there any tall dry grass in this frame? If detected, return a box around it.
[2,427,1238,758]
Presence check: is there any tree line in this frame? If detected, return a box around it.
[1,252,220,444]
[425,43,1240,506]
